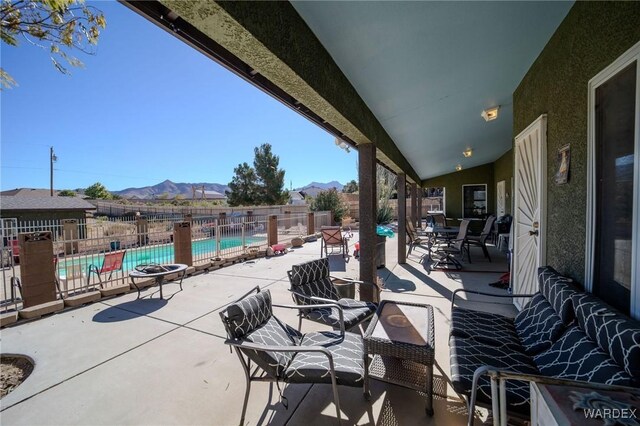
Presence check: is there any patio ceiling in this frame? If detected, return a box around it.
[291,1,573,179]
[123,1,572,182]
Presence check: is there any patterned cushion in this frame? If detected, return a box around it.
[572,293,640,383]
[225,290,274,338]
[289,258,339,305]
[449,307,522,351]
[533,326,633,386]
[537,266,578,324]
[305,305,375,330]
[241,315,301,379]
[285,331,364,386]
[449,335,538,415]
[514,293,566,355]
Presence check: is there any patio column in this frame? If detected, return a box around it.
[417,186,423,227]
[358,143,377,301]
[410,182,418,228]
[398,173,407,264]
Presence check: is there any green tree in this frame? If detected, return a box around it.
[84,182,111,199]
[253,143,287,205]
[1,0,106,89]
[376,165,397,224]
[57,189,76,197]
[226,162,259,206]
[342,180,358,193]
[311,189,349,224]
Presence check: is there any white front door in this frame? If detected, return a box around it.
[512,115,547,308]
[496,180,506,217]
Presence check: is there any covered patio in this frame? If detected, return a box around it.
[0,235,512,425]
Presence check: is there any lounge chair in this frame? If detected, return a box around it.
[320,226,349,259]
[219,286,366,425]
[287,257,377,332]
[466,215,496,262]
[87,250,126,287]
[433,220,471,269]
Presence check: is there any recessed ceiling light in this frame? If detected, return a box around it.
[455,164,463,172]
[481,106,500,122]
[463,148,473,158]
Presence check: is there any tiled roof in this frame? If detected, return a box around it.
[0,196,96,211]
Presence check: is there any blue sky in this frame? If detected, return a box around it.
[1,0,357,192]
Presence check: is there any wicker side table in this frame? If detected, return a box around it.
[363,300,435,415]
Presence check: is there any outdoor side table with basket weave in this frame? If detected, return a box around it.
[363,300,435,415]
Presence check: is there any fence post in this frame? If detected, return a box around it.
[241,220,246,251]
[173,222,193,266]
[136,217,149,246]
[307,212,315,235]
[215,218,221,255]
[19,232,57,307]
[62,219,79,255]
[268,215,278,246]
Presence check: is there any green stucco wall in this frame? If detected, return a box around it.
[493,149,513,215]
[513,2,640,283]
[423,163,495,224]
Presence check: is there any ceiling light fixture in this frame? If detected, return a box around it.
[463,148,473,158]
[455,164,463,172]
[481,106,500,122]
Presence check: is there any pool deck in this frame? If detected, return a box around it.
[0,232,513,425]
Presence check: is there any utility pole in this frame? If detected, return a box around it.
[50,146,57,196]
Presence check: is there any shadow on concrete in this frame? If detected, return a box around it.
[391,265,453,301]
[93,299,168,323]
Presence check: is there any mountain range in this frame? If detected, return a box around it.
[113,180,344,199]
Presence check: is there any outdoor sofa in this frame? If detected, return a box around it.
[449,266,640,425]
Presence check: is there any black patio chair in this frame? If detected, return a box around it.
[466,215,496,262]
[287,257,377,332]
[220,286,367,425]
[433,219,471,269]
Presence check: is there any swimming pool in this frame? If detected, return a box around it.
[59,236,264,277]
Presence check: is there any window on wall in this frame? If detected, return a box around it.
[588,43,639,318]
[462,184,487,218]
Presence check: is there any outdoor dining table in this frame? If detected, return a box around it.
[129,263,187,299]
[424,225,460,260]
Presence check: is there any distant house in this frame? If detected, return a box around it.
[0,196,96,232]
[190,190,227,201]
[1,188,58,197]
[288,191,306,205]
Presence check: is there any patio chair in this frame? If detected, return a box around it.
[287,257,377,332]
[466,215,496,262]
[87,250,126,287]
[406,219,430,256]
[219,286,366,425]
[320,226,349,259]
[432,220,471,269]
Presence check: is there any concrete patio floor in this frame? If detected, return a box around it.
[0,233,515,425]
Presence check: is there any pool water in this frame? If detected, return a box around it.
[59,236,263,277]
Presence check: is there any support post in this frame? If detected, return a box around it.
[411,182,418,228]
[417,186,423,228]
[358,143,377,301]
[397,174,407,264]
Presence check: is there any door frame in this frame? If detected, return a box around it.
[585,41,640,319]
[513,114,547,308]
[496,180,506,217]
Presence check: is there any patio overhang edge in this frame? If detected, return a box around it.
[123,0,420,184]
